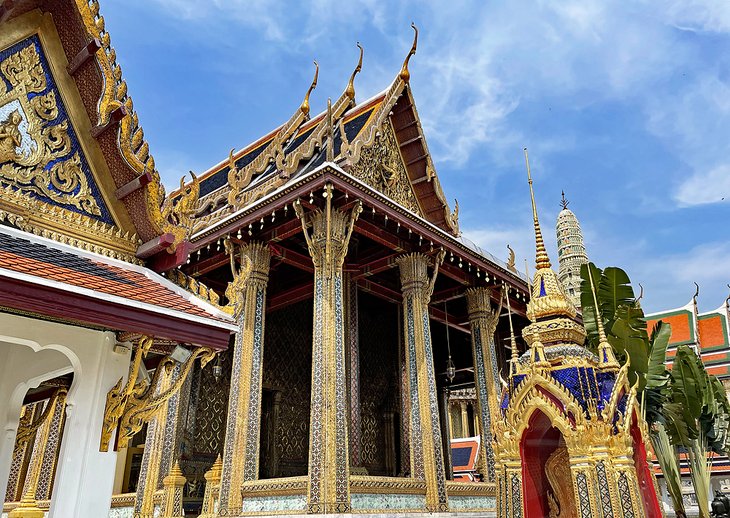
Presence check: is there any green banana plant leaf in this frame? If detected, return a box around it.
[671,345,706,441]
[650,423,686,516]
[644,321,671,426]
[580,262,604,349]
[610,308,649,390]
[598,267,637,332]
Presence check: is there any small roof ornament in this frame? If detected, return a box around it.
[399,23,418,83]
[345,43,364,101]
[299,60,319,118]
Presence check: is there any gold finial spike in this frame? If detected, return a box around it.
[523,147,551,270]
[300,60,319,117]
[326,98,334,162]
[399,22,418,83]
[345,42,363,101]
[505,285,519,374]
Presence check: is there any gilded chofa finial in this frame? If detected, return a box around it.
[300,61,319,117]
[524,147,551,270]
[399,23,418,83]
[345,43,364,101]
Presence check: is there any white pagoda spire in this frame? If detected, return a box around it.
[556,191,589,309]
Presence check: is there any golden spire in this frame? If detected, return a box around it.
[345,43,363,101]
[299,60,319,117]
[399,23,418,83]
[523,147,551,270]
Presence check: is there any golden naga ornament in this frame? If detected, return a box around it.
[99,336,215,451]
[222,237,254,318]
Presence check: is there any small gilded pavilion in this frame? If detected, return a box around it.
[0,1,662,518]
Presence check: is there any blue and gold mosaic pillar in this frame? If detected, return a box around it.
[465,287,501,483]
[135,364,178,518]
[296,188,361,513]
[608,450,643,518]
[396,252,449,512]
[218,242,271,516]
[569,456,602,518]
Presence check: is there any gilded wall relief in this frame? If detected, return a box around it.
[348,120,423,217]
[0,36,112,223]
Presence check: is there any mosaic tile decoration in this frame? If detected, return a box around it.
[350,492,426,511]
[448,495,497,510]
[472,325,496,481]
[241,495,307,513]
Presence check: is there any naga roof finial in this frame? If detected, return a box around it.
[345,43,364,101]
[300,60,319,118]
[524,147,551,270]
[399,23,418,83]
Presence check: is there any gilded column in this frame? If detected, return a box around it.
[5,403,42,502]
[568,455,602,518]
[608,442,643,518]
[218,241,271,516]
[34,390,67,501]
[135,364,177,518]
[396,251,448,512]
[8,390,66,518]
[296,187,361,513]
[465,286,502,482]
[399,306,411,475]
[345,275,362,468]
[459,402,469,437]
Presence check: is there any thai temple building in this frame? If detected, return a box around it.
[556,192,589,310]
[0,1,664,517]
[646,295,730,512]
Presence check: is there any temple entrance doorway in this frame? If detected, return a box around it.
[520,410,577,518]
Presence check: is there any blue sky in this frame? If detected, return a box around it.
[102,1,730,313]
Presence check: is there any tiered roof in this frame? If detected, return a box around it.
[185,26,461,240]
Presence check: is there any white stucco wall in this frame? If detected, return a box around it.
[0,312,131,518]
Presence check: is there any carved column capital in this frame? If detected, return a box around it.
[465,286,494,320]
[396,251,443,304]
[223,240,270,318]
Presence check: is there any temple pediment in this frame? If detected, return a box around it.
[188,39,460,237]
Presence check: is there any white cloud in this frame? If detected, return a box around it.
[675,165,730,207]
[630,241,730,313]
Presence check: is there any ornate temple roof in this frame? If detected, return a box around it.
[1,0,196,263]
[647,296,730,377]
[0,224,235,346]
[182,28,461,240]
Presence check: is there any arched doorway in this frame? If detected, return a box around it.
[520,410,577,518]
